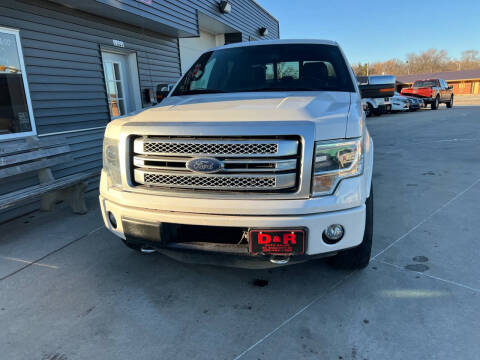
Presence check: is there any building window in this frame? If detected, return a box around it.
[103,61,127,117]
[0,27,36,139]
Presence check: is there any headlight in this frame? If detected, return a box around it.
[103,137,122,187]
[312,138,364,196]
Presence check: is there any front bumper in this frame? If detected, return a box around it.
[100,194,366,258]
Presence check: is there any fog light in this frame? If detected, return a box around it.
[108,211,117,229]
[323,224,344,244]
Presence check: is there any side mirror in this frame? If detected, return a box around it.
[156,83,174,103]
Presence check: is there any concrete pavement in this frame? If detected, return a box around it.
[1,103,480,360]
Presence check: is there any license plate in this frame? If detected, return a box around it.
[249,229,306,255]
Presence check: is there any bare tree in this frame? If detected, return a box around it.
[352,48,480,77]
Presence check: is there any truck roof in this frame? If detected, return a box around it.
[212,39,339,52]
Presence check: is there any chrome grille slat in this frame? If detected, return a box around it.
[131,137,300,193]
[134,170,296,191]
[133,155,297,173]
[144,141,277,156]
[134,138,298,158]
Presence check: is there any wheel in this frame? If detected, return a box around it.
[373,107,382,116]
[431,96,439,110]
[365,103,373,117]
[446,96,454,108]
[122,240,157,254]
[328,187,373,270]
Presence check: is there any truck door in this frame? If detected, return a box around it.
[440,80,448,101]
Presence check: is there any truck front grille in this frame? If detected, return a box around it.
[143,141,278,156]
[131,136,300,193]
[143,173,276,190]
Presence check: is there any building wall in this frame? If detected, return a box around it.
[449,80,480,95]
[90,0,280,41]
[94,0,198,35]
[0,0,182,221]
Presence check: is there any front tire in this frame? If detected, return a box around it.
[446,96,454,108]
[431,96,439,110]
[328,188,373,270]
[365,103,373,117]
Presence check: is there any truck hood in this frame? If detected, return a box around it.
[113,92,352,140]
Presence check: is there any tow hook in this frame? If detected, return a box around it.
[269,256,290,265]
[140,247,157,254]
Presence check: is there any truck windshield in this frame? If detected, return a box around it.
[413,80,437,88]
[172,44,355,96]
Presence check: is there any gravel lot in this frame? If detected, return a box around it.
[1,102,480,360]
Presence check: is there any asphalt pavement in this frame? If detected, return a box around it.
[1,102,479,360]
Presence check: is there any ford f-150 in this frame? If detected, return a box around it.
[99,39,374,269]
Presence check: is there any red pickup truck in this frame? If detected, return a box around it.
[401,79,454,110]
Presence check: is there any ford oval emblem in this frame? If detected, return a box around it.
[186,157,223,174]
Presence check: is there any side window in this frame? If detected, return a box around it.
[265,64,274,80]
[0,28,36,139]
[190,58,217,90]
[277,62,300,80]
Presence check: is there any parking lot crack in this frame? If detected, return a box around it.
[375,259,480,293]
[0,226,104,282]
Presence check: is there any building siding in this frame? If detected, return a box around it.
[95,0,198,36]
[92,0,280,41]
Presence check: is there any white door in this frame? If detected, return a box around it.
[102,51,140,118]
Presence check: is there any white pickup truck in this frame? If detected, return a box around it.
[100,39,374,269]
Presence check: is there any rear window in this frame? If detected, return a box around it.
[173,44,355,96]
[413,80,438,88]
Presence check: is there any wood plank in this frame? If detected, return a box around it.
[0,170,99,210]
[0,136,68,156]
[0,154,73,180]
[0,145,70,167]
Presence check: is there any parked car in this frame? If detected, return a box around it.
[100,39,374,269]
[390,92,410,112]
[407,97,420,111]
[401,79,454,110]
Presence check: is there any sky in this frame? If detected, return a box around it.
[258,0,480,65]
